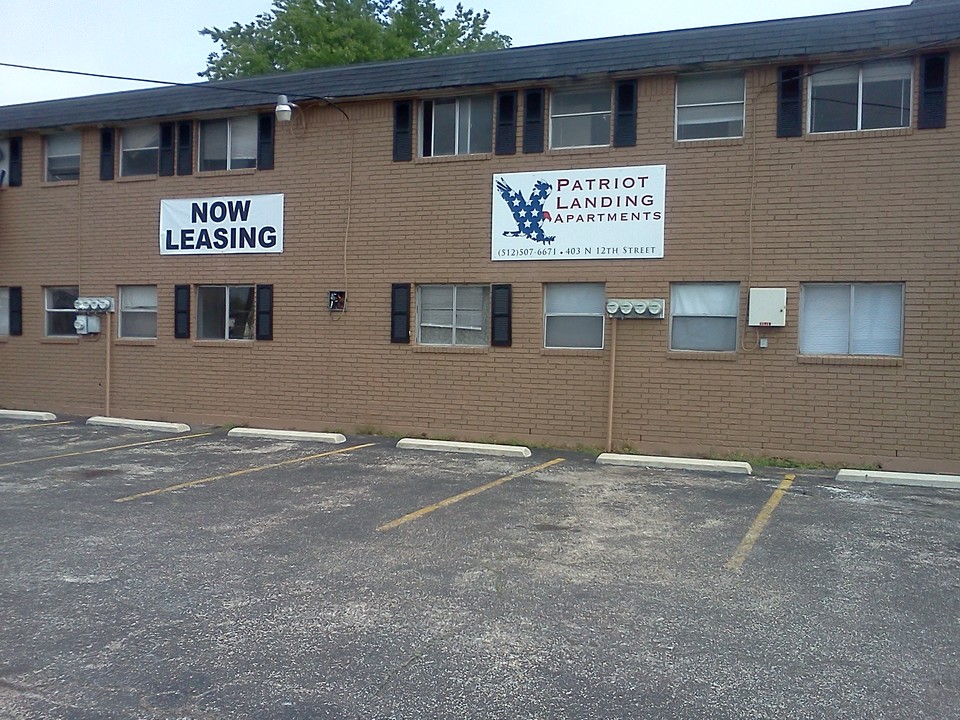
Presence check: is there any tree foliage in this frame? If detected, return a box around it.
[199,0,511,80]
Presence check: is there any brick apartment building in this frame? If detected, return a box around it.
[0,0,958,471]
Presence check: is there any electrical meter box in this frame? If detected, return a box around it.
[748,288,787,327]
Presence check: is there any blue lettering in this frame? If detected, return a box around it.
[213,227,229,249]
[191,202,207,223]
[229,200,251,222]
[164,230,177,250]
[258,226,277,248]
[195,229,212,250]
[180,229,195,250]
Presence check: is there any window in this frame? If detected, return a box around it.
[670,283,739,352]
[544,283,605,349]
[120,125,160,176]
[45,286,79,337]
[417,285,489,346]
[421,96,493,157]
[550,86,611,149]
[0,288,8,336]
[800,283,903,356]
[809,60,912,133]
[199,116,258,171]
[676,72,745,140]
[45,132,81,181]
[118,285,157,339]
[197,285,257,340]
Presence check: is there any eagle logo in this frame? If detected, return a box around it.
[496,178,556,245]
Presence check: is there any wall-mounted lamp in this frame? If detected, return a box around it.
[275,94,298,123]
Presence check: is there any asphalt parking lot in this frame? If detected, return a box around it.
[1,418,957,719]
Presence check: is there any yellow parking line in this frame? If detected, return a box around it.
[0,432,214,469]
[0,420,72,432]
[725,474,796,572]
[378,457,565,532]
[114,442,376,503]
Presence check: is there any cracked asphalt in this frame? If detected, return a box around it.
[1,418,958,719]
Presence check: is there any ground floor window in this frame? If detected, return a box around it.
[197,285,255,340]
[543,283,605,349]
[45,286,79,336]
[0,287,8,336]
[118,285,157,339]
[800,283,903,356]
[670,283,739,351]
[417,284,490,346]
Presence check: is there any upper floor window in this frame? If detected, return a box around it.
[670,283,739,352]
[45,286,79,337]
[809,60,912,133]
[550,86,611,149]
[421,96,493,157]
[799,283,903,356]
[118,285,158,339]
[120,125,159,176]
[676,72,745,140]
[199,116,258,171]
[417,284,490,346]
[45,131,81,181]
[544,283,605,349]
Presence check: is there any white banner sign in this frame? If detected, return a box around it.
[491,165,666,261]
[160,193,284,255]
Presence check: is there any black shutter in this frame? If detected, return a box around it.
[99,128,115,181]
[919,53,948,130]
[158,122,175,176]
[256,284,273,341]
[9,287,22,336]
[613,80,637,147]
[777,65,804,138]
[390,283,411,343]
[257,113,275,170]
[174,285,191,339]
[523,89,545,153]
[421,100,434,157]
[393,100,413,162]
[8,137,22,187]
[495,91,517,155]
[491,284,512,347]
[176,121,193,175]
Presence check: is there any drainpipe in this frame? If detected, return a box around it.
[606,317,618,453]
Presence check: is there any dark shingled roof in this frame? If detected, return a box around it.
[2,0,959,132]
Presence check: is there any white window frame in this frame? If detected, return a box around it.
[543,283,606,350]
[416,284,490,346]
[420,95,493,157]
[799,283,904,356]
[120,125,160,177]
[198,116,258,171]
[197,285,257,341]
[669,283,740,352]
[118,285,158,339]
[44,286,79,337]
[675,71,746,141]
[0,287,9,336]
[45,131,81,182]
[808,59,913,134]
[549,85,612,150]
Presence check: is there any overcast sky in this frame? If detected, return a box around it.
[1,0,911,106]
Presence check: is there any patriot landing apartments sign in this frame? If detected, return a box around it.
[160,194,284,255]
[491,165,666,260]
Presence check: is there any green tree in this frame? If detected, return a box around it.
[200,0,511,80]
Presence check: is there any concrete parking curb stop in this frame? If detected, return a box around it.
[87,416,191,433]
[835,468,960,490]
[597,453,753,475]
[228,428,346,444]
[396,438,532,458]
[0,410,57,421]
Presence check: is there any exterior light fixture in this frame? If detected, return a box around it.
[275,94,297,122]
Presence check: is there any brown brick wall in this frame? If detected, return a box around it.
[2,56,958,471]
